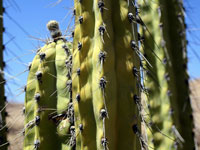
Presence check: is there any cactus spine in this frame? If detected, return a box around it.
[139,0,175,149]
[24,21,73,150]
[0,0,7,149]
[73,0,142,149]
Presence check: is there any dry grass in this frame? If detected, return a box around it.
[190,78,200,149]
[6,103,24,150]
[4,79,200,150]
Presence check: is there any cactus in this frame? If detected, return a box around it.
[138,0,195,149]
[0,0,8,149]
[22,0,195,150]
[24,20,73,150]
[138,0,175,149]
[158,0,195,149]
[72,0,144,149]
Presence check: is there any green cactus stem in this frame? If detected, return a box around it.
[24,20,73,150]
[139,0,175,149]
[72,0,143,149]
[158,0,195,149]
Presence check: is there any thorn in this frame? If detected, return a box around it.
[169,108,174,116]
[66,80,72,92]
[73,9,76,16]
[99,51,106,64]
[99,25,105,36]
[78,16,83,24]
[167,90,172,97]
[34,93,41,102]
[62,44,70,56]
[79,124,83,131]
[164,73,170,81]
[77,68,80,76]
[128,12,134,23]
[28,62,32,70]
[22,107,25,114]
[138,33,144,42]
[98,0,105,13]
[130,40,139,50]
[99,77,107,90]
[35,116,40,126]
[159,23,164,28]
[132,66,139,77]
[101,137,108,148]
[24,86,27,92]
[76,94,80,102]
[162,58,167,65]
[71,31,74,38]
[132,124,138,134]
[78,42,82,51]
[35,71,42,82]
[100,109,107,119]
[39,52,46,62]
[34,139,40,149]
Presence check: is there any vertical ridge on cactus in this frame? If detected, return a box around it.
[73,0,142,149]
[72,1,97,149]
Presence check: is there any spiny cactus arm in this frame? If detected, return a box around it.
[159,0,194,149]
[24,21,73,150]
[24,43,59,150]
[139,0,175,149]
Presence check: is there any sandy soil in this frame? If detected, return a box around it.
[190,78,200,149]
[6,103,24,150]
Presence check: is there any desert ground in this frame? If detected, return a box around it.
[6,103,24,150]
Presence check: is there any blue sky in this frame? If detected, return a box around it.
[3,0,200,103]
[3,0,74,103]
[184,0,200,79]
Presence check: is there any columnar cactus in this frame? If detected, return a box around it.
[23,0,195,150]
[139,0,175,149]
[24,21,73,150]
[0,0,7,149]
[72,0,143,149]
[138,0,195,149]
[158,0,195,149]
